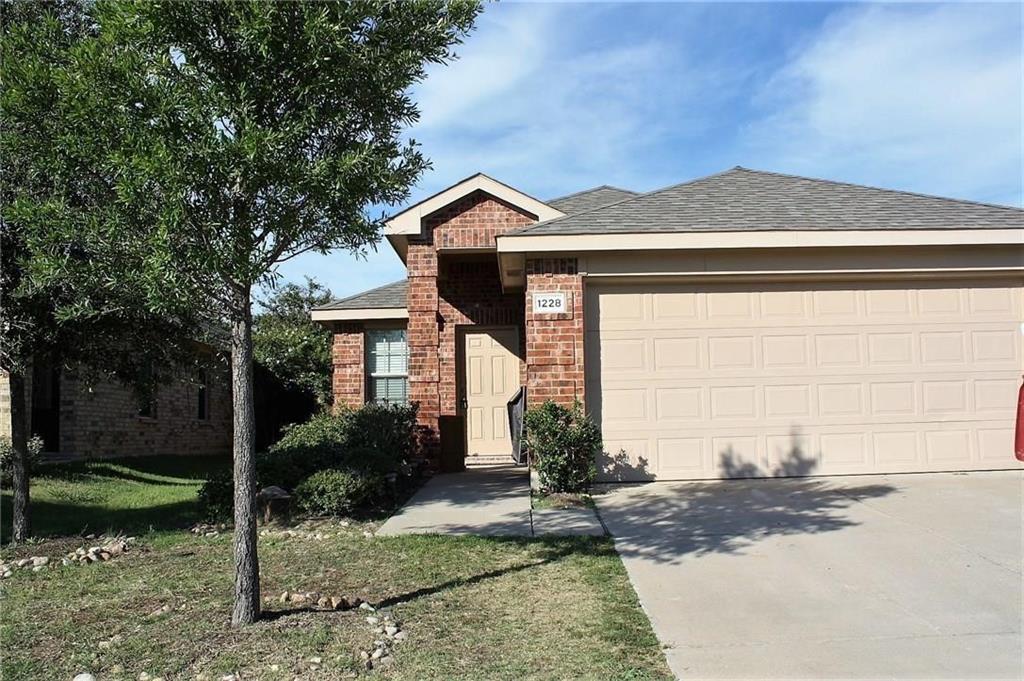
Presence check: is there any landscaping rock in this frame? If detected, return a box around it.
[31,565,46,573]
[330,596,347,610]
[358,601,373,611]
[31,556,49,567]
[149,604,171,618]
[366,616,379,625]
[393,631,408,642]
[377,655,394,668]
[279,590,290,603]
[72,674,96,681]
[15,558,31,568]
[385,625,399,636]
[309,656,322,665]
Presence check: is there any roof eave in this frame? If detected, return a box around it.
[311,307,409,323]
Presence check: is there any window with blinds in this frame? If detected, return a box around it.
[366,329,408,405]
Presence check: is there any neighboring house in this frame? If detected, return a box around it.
[311,167,1024,480]
[0,358,231,459]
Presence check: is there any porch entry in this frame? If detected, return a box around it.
[461,327,520,458]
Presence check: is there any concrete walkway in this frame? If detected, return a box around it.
[377,465,604,537]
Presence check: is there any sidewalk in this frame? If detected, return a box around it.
[377,465,604,537]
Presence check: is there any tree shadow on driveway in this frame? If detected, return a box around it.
[594,445,898,564]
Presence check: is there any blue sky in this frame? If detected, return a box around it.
[276,1,1022,301]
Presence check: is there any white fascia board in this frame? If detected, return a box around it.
[310,307,408,322]
[385,174,564,236]
[496,229,1024,254]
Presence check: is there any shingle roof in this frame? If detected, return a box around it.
[547,185,638,215]
[314,279,407,311]
[512,167,1023,236]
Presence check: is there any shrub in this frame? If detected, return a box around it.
[197,469,235,520]
[265,402,417,485]
[0,436,43,485]
[294,468,383,516]
[197,401,418,518]
[523,400,601,493]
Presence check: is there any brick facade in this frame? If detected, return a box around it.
[0,364,232,458]
[330,323,365,409]
[329,190,536,464]
[525,258,586,407]
[407,191,533,460]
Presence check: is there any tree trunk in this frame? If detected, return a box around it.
[9,367,31,544]
[230,286,260,625]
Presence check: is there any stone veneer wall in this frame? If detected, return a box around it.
[524,257,585,407]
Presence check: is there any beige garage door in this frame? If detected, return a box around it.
[586,279,1023,480]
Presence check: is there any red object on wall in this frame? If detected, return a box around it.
[1015,376,1024,462]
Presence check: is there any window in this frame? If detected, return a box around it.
[197,368,209,421]
[366,329,408,404]
[137,361,157,419]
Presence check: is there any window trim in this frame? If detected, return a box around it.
[365,327,409,405]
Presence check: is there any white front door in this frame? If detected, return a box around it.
[464,327,520,456]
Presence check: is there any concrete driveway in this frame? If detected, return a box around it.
[595,471,1023,679]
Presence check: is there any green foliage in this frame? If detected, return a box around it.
[265,402,417,485]
[294,468,383,516]
[253,278,334,406]
[0,436,43,484]
[523,401,602,493]
[197,402,417,518]
[197,469,235,522]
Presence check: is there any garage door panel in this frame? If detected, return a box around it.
[588,279,1023,480]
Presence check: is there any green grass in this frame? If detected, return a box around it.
[0,456,228,543]
[0,456,671,680]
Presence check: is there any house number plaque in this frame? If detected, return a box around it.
[532,291,567,314]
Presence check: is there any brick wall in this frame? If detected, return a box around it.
[407,191,533,461]
[331,323,365,409]
[61,366,232,458]
[525,258,585,407]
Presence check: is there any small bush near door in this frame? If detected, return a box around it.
[523,400,602,493]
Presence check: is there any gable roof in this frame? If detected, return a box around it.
[384,173,564,236]
[313,279,407,312]
[508,167,1023,236]
[547,185,638,215]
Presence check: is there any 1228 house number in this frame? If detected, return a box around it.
[532,292,567,314]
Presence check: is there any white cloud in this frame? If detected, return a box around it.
[743,4,1022,206]
[409,3,739,198]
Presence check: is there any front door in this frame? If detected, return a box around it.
[463,327,520,456]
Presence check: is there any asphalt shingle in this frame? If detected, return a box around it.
[513,167,1023,236]
[314,279,407,311]
[548,185,639,215]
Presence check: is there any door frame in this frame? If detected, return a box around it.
[455,325,522,455]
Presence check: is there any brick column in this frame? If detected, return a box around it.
[331,324,364,409]
[406,242,441,460]
[525,258,585,408]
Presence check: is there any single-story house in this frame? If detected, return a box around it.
[0,359,232,459]
[312,167,1024,480]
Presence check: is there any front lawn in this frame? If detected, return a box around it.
[0,457,670,680]
[0,456,228,543]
